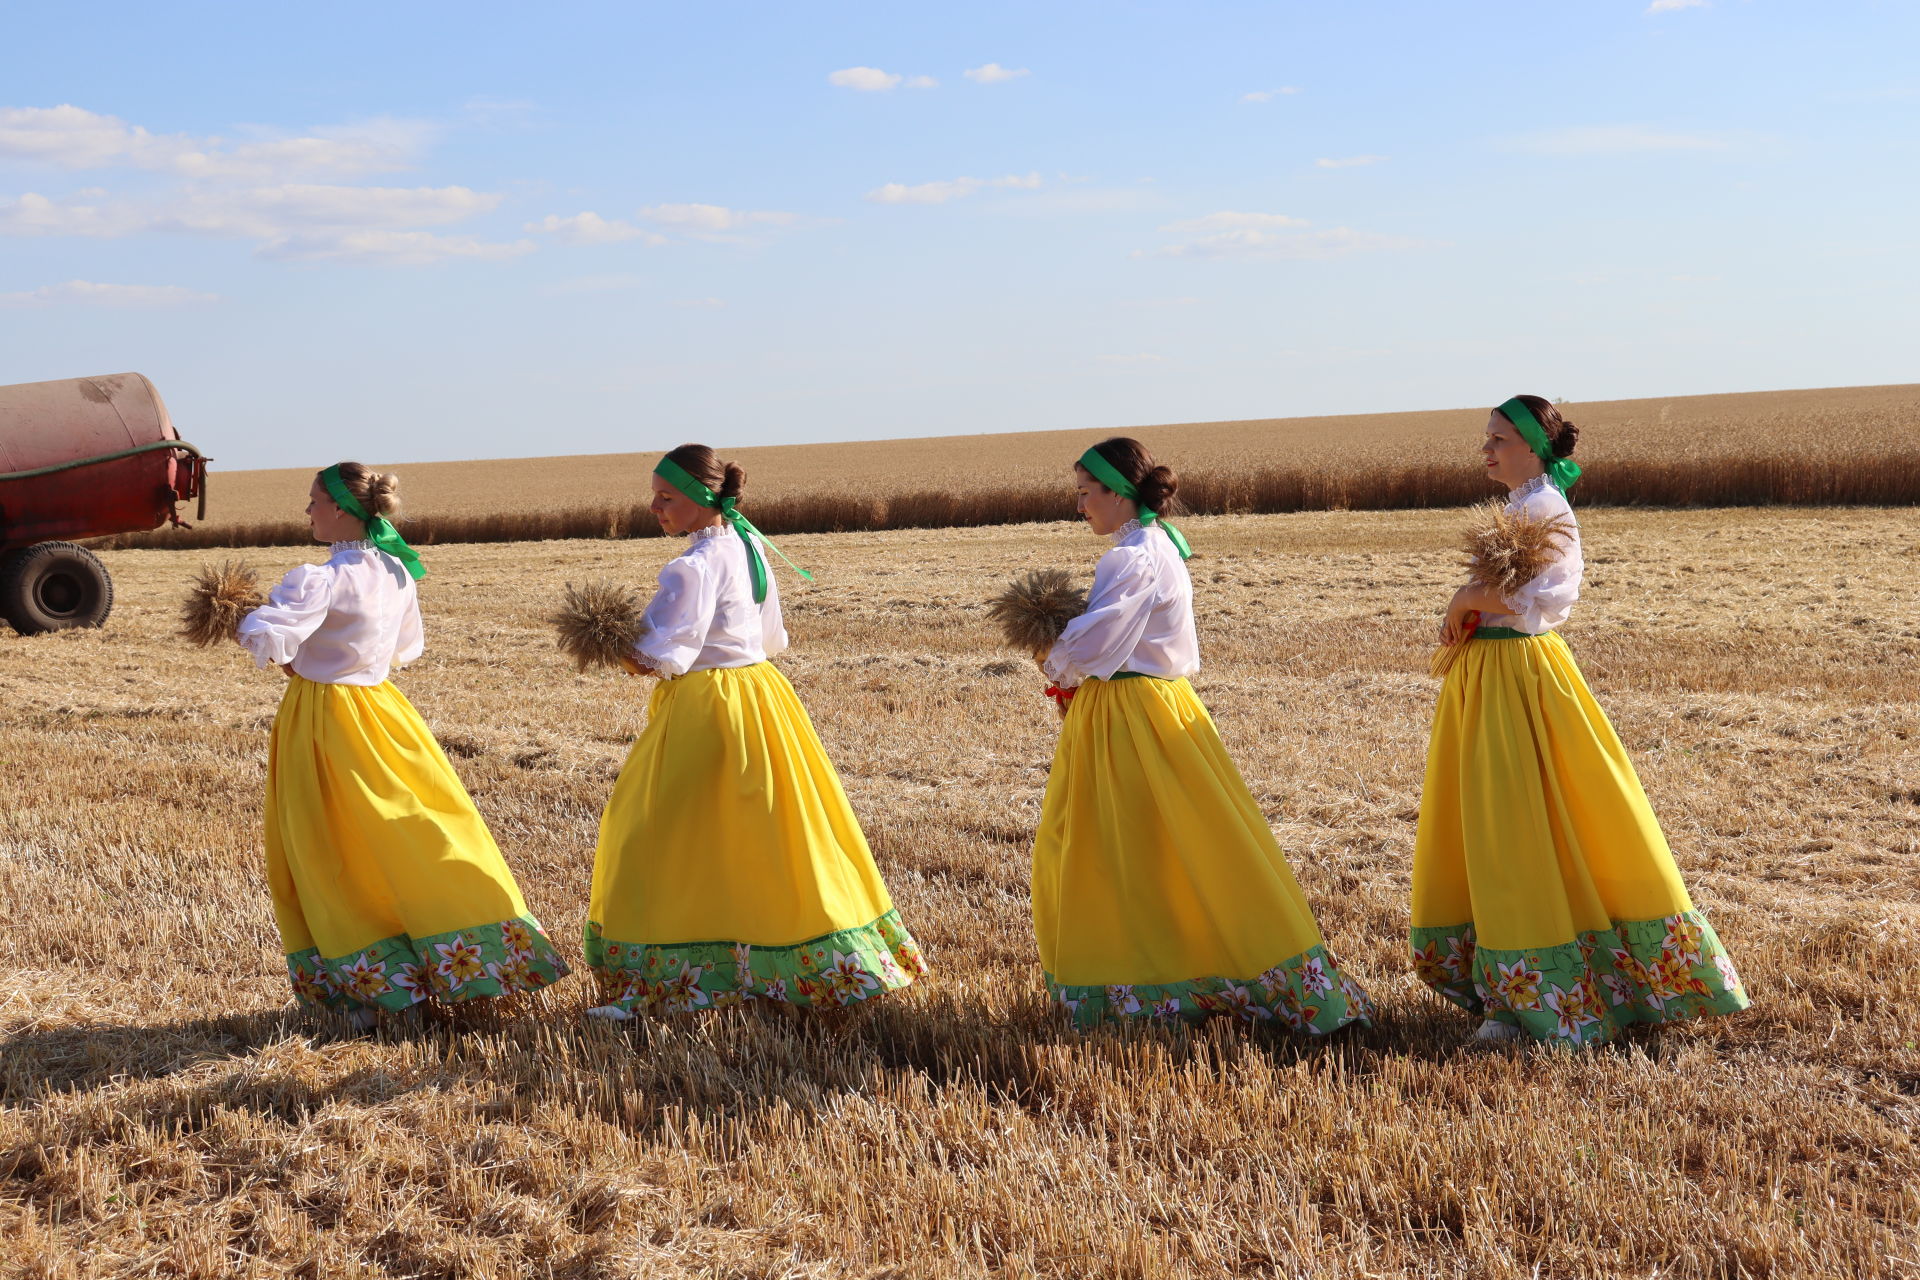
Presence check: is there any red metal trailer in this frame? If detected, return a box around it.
[0,372,206,634]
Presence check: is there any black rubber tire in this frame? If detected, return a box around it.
[0,542,115,634]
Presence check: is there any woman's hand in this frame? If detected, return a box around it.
[1439,586,1480,646]
[619,655,657,678]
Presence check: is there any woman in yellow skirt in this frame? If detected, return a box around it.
[585,444,926,1017]
[1032,438,1371,1031]
[236,463,569,1026]
[1413,397,1748,1045]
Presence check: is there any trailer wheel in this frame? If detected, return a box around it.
[0,542,115,634]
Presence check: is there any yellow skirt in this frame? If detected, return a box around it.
[1411,632,1748,1043]
[1032,675,1371,1031]
[587,662,926,1012]
[266,675,569,1011]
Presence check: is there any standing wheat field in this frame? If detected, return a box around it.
[135,384,1920,551]
[3,506,1917,1278]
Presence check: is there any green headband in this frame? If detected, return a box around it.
[654,456,813,603]
[1077,447,1192,559]
[320,465,424,580]
[1497,398,1582,494]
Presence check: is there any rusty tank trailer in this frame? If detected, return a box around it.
[0,372,207,633]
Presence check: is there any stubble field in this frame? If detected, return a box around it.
[3,505,1918,1278]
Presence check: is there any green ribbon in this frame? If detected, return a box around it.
[1497,398,1583,493]
[320,465,424,581]
[653,456,813,603]
[1076,448,1193,559]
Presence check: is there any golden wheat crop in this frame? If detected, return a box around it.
[4,506,1918,1277]
[181,383,1920,529]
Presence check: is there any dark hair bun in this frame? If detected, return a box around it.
[1137,464,1179,512]
[718,461,746,501]
[1552,421,1579,458]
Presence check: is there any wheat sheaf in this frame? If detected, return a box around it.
[987,568,1089,658]
[180,559,266,648]
[1430,501,1576,678]
[551,580,650,673]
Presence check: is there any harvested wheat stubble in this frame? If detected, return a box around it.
[987,568,1089,656]
[550,579,649,673]
[177,558,265,648]
[3,506,1918,1278]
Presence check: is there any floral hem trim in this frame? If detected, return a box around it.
[287,914,571,1011]
[584,910,927,1013]
[1410,910,1749,1045]
[1047,944,1373,1033]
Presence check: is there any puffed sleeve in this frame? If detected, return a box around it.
[637,556,716,678]
[1501,488,1584,633]
[1044,545,1158,687]
[236,563,334,669]
[394,586,425,668]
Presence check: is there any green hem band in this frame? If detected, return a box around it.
[286,914,571,1011]
[1410,910,1749,1046]
[1046,943,1373,1033]
[585,909,928,1012]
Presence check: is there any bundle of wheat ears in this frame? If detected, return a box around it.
[551,580,650,673]
[179,560,266,648]
[987,568,1088,659]
[1429,500,1577,678]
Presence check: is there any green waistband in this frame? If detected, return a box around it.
[1473,627,1540,640]
[1105,671,1165,681]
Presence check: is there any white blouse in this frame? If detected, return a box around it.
[1044,520,1200,688]
[236,541,424,686]
[1478,473,1584,635]
[634,524,789,678]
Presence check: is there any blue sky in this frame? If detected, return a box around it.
[2,2,1915,469]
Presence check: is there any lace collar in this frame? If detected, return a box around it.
[686,523,731,544]
[1510,473,1556,501]
[329,539,374,552]
[1109,518,1143,545]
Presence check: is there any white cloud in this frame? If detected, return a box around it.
[0,279,219,307]
[865,172,1042,205]
[0,105,427,180]
[1647,0,1707,11]
[161,184,499,238]
[964,63,1029,84]
[0,105,526,268]
[905,76,939,89]
[1504,125,1731,155]
[259,229,535,265]
[1241,88,1302,103]
[1149,212,1415,260]
[0,190,138,236]
[526,211,664,246]
[638,202,797,232]
[0,180,524,264]
[828,67,904,92]
[1315,154,1387,169]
